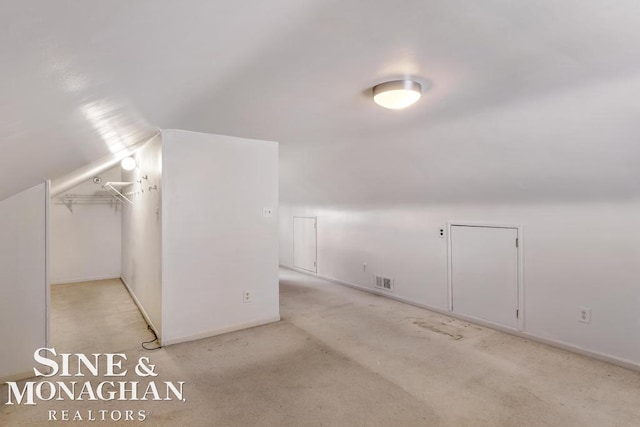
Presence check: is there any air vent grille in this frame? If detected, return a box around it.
[375,275,393,292]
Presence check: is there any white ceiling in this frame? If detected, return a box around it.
[2,1,640,202]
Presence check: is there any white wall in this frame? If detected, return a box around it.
[50,167,121,284]
[121,135,163,335]
[280,201,640,368]
[0,183,47,380]
[279,72,640,369]
[162,129,279,345]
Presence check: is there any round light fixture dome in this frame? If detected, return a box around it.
[120,157,137,171]
[373,80,422,109]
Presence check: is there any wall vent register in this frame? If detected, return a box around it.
[375,275,394,292]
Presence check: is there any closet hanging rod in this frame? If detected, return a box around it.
[54,193,122,212]
[54,200,119,204]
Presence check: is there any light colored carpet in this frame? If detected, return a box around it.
[1,271,640,426]
[49,279,153,354]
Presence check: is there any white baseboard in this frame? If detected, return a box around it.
[51,274,121,285]
[119,276,161,342]
[162,316,281,347]
[120,277,279,348]
[280,265,640,372]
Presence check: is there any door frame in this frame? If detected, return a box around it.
[293,216,317,273]
[446,221,524,331]
[45,180,51,348]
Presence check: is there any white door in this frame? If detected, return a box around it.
[293,217,317,273]
[451,225,519,329]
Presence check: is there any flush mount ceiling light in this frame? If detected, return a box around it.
[120,157,137,171]
[373,80,422,109]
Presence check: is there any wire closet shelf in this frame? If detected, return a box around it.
[55,182,134,212]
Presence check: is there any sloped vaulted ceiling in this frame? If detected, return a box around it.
[2,0,640,202]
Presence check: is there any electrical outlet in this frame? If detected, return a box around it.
[578,306,591,323]
[243,290,252,303]
[262,207,273,217]
[439,228,445,238]
[363,262,367,271]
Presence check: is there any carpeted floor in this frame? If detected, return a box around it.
[1,270,639,426]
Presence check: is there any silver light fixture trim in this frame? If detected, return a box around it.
[373,80,422,109]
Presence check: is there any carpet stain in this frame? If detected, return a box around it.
[410,319,464,340]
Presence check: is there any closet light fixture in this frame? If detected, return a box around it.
[373,80,422,109]
[121,157,137,171]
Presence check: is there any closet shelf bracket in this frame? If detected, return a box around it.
[103,182,134,205]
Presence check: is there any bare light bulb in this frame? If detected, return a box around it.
[121,157,137,171]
